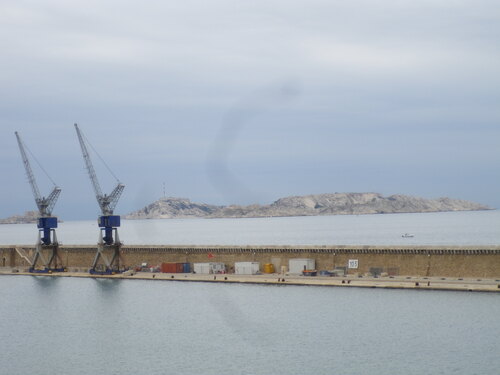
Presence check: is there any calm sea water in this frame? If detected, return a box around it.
[2,211,499,374]
[1,276,499,375]
[1,210,499,246]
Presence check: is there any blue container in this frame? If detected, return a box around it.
[38,217,57,229]
[99,215,121,228]
[182,263,191,273]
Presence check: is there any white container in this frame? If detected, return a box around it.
[211,262,226,274]
[288,258,315,274]
[194,263,210,274]
[193,262,226,274]
[235,262,260,275]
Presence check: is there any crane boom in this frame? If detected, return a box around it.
[74,123,104,205]
[15,132,61,217]
[15,132,42,205]
[74,123,125,215]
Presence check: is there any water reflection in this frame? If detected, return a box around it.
[31,275,61,296]
[93,278,121,299]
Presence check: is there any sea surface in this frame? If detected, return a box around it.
[1,276,499,375]
[1,209,499,246]
[1,211,499,375]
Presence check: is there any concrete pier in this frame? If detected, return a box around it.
[1,244,500,279]
[1,269,499,293]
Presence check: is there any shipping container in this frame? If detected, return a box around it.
[193,262,226,274]
[235,262,260,275]
[193,263,210,274]
[161,262,191,273]
[161,262,177,273]
[289,258,316,274]
[211,262,226,274]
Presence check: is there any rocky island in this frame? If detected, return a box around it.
[0,211,40,224]
[125,193,490,220]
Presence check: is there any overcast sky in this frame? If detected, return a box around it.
[1,0,499,220]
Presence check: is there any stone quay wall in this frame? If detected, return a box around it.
[2,245,500,278]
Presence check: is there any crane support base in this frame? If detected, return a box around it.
[29,229,66,273]
[90,228,123,274]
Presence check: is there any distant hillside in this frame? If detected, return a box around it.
[0,211,39,224]
[125,193,490,220]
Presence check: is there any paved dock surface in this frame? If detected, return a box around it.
[2,268,499,292]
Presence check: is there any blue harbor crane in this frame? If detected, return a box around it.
[15,131,64,273]
[74,123,125,274]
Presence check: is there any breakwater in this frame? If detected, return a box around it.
[2,244,500,278]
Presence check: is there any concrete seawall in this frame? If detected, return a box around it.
[2,244,500,278]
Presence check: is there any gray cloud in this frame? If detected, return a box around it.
[1,0,499,219]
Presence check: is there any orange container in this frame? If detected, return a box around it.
[161,263,177,273]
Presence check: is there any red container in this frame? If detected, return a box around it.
[176,263,184,273]
[161,263,177,273]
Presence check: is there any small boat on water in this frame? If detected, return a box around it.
[402,233,414,238]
